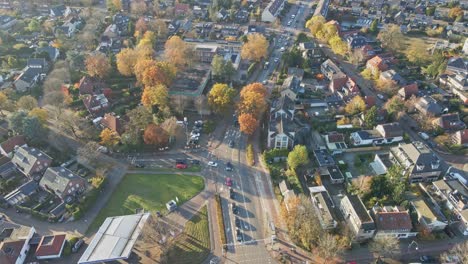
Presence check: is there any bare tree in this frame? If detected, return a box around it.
[370,236,400,260]
[160,116,179,137]
[77,141,102,167]
[171,95,188,115]
[316,233,344,264]
[194,95,209,119]
[440,241,468,264]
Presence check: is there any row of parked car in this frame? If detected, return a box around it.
[187,120,204,148]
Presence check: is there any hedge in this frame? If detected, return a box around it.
[215,194,227,249]
[246,144,254,166]
[247,62,257,76]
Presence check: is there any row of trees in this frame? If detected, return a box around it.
[306,16,348,56]
[237,83,267,135]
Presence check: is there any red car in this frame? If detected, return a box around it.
[225,177,232,186]
[176,163,187,169]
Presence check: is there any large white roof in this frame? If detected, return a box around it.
[78,213,150,264]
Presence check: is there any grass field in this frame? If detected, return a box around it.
[166,206,210,264]
[88,173,204,232]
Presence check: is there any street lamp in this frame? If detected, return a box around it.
[408,240,419,253]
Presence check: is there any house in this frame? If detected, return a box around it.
[83,94,109,116]
[463,38,468,56]
[279,180,296,209]
[322,165,345,184]
[0,220,36,264]
[217,8,228,20]
[55,16,81,37]
[261,0,285,22]
[370,153,394,175]
[12,146,52,179]
[350,123,403,146]
[39,167,86,203]
[50,5,71,17]
[13,67,44,92]
[309,186,337,230]
[442,73,468,93]
[321,59,348,92]
[432,113,466,131]
[346,35,368,49]
[371,205,417,239]
[35,234,66,260]
[0,15,16,30]
[414,95,443,116]
[398,83,419,100]
[313,148,335,167]
[339,194,376,242]
[194,45,218,63]
[324,131,347,152]
[27,58,49,73]
[4,180,38,206]
[101,113,123,135]
[366,55,388,75]
[446,57,468,75]
[35,46,60,62]
[281,75,303,100]
[77,76,105,95]
[432,179,468,235]
[268,96,296,149]
[298,42,324,65]
[0,157,16,179]
[452,129,468,147]
[390,142,443,183]
[112,13,131,36]
[411,198,447,232]
[380,70,406,85]
[314,0,331,18]
[78,213,151,264]
[0,136,26,158]
[174,3,190,17]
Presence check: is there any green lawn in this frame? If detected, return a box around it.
[88,173,204,232]
[166,206,210,264]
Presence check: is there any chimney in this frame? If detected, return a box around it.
[431,158,440,170]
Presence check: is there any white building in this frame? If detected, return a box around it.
[432,179,468,235]
[339,194,376,242]
[371,206,418,239]
[0,220,36,264]
[309,186,338,230]
[261,0,285,22]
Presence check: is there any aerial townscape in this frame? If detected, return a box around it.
[0,0,468,263]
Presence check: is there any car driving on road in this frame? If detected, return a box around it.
[225,177,232,186]
[208,161,218,167]
[226,162,233,171]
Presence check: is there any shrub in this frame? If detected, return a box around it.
[68,236,79,246]
[247,62,257,76]
[62,241,72,256]
[246,144,254,166]
[215,194,227,249]
[202,120,216,134]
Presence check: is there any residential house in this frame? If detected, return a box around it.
[0,156,16,179]
[324,131,347,152]
[339,194,376,242]
[194,45,218,63]
[13,58,50,92]
[313,148,335,167]
[4,180,38,206]
[0,136,26,158]
[82,94,109,116]
[322,165,345,184]
[298,42,324,66]
[390,141,443,183]
[35,234,66,260]
[101,113,124,135]
[414,95,444,116]
[267,96,296,149]
[432,179,468,235]
[463,38,468,56]
[394,11,406,24]
[77,76,105,95]
[309,186,337,230]
[0,220,36,264]
[366,55,388,75]
[12,146,51,179]
[39,167,86,203]
[50,5,71,17]
[452,129,468,147]
[279,180,296,209]
[111,13,131,36]
[350,122,403,146]
[261,0,285,22]
[35,46,60,62]
[0,15,16,30]
[281,75,303,100]
[446,57,468,75]
[346,35,368,50]
[217,8,228,20]
[411,198,448,232]
[370,153,394,175]
[371,205,417,239]
[380,70,406,85]
[55,16,81,37]
[314,0,331,18]
[174,3,190,17]
[398,83,419,100]
[321,59,348,93]
[432,113,466,131]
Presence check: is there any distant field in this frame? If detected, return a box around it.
[88,173,204,232]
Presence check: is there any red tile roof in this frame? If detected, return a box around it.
[458,129,468,144]
[35,234,66,257]
[399,83,419,99]
[102,113,123,135]
[365,96,376,107]
[0,240,26,264]
[375,211,412,231]
[366,55,388,72]
[328,132,344,143]
[0,135,26,155]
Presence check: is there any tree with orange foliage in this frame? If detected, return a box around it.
[240,82,267,98]
[100,128,120,147]
[164,36,192,69]
[238,113,258,135]
[143,123,169,146]
[116,48,138,76]
[141,64,167,87]
[85,52,111,78]
[241,33,269,62]
[135,17,147,34]
[238,90,267,117]
[134,59,156,84]
[141,84,168,108]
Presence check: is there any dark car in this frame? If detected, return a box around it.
[229,187,235,199]
[226,162,233,171]
[232,202,238,214]
[72,239,84,253]
[420,256,437,263]
[229,140,234,148]
[134,163,145,168]
[236,228,242,242]
[444,227,455,238]
[190,159,200,165]
[235,217,241,228]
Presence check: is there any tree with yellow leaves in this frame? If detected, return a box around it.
[328,35,349,56]
[28,108,48,124]
[305,15,326,37]
[164,36,192,69]
[345,95,366,115]
[208,83,236,113]
[241,33,269,62]
[116,48,138,76]
[100,128,120,147]
[141,84,169,109]
[85,52,111,79]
